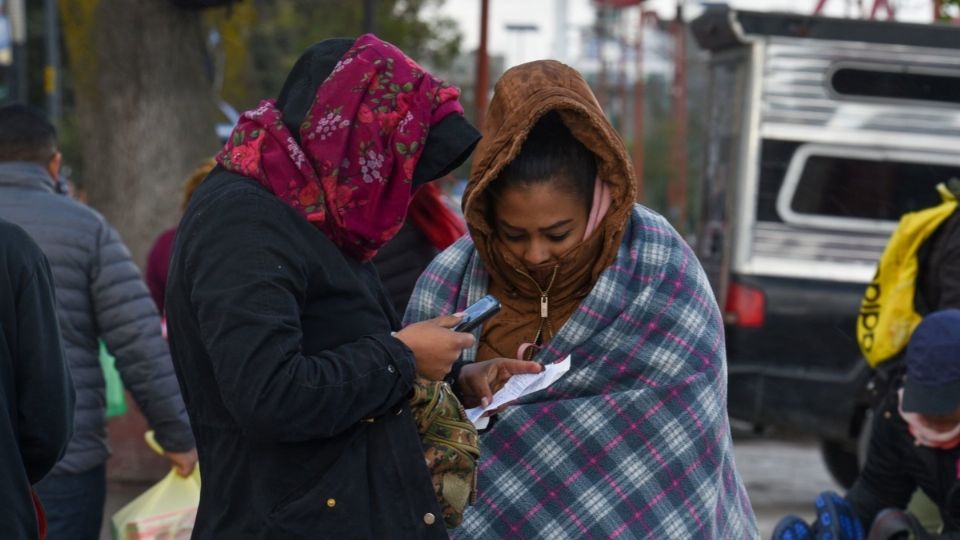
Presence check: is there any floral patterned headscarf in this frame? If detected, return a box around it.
[217,34,465,261]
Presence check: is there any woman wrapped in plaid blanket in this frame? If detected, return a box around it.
[404,60,758,539]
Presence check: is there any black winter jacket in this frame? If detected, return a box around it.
[166,171,447,539]
[0,162,194,474]
[919,205,960,312]
[373,221,440,315]
[847,387,960,536]
[0,218,74,539]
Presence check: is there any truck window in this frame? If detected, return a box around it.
[776,145,960,232]
[830,65,960,107]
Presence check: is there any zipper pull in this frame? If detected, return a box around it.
[541,294,548,318]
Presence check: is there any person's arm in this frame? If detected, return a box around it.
[183,189,422,442]
[15,248,74,484]
[845,402,917,529]
[90,220,195,454]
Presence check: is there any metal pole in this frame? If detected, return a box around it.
[475,0,490,131]
[44,0,61,122]
[870,0,894,19]
[8,0,26,103]
[363,0,375,34]
[617,14,628,135]
[670,1,688,233]
[554,0,569,64]
[632,9,645,202]
[597,8,609,115]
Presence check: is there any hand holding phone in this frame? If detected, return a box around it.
[453,295,501,333]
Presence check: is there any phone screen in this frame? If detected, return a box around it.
[453,295,501,333]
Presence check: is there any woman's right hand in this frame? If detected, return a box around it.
[394,315,475,381]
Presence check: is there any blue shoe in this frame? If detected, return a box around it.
[772,516,814,540]
[813,491,865,540]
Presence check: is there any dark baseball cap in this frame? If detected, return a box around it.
[901,309,960,416]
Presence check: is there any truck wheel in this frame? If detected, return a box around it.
[820,409,874,489]
[819,438,859,489]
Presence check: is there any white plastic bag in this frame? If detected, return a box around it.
[111,432,200,540]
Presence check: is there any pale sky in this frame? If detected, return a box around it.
[438,0,937,69]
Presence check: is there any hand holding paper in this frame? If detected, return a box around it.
[465,355,571,429]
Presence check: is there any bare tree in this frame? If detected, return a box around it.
[60,0,219,266]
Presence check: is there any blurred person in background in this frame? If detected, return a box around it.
[145,158,216,315]
[0,218,75,540]
[373,180,466,314]
[404,60,757,538]
[774,310,960,540]
[0,104,196,540]
[165,35,494,538]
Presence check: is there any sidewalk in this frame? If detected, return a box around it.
[100,480,152,540]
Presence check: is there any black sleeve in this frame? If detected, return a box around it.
[445,358,465,389]
[16,251,75,484]
[186,190,417,443]
[845,403,917,529]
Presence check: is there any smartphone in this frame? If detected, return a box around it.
[453,295,501,333]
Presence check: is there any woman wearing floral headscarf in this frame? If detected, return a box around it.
[165,36,510,539]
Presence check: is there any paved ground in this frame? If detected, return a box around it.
[100,434,839,539]
[734,436,841,538]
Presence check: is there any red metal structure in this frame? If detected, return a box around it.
[476,0,490,131]
[813,0,896,19]
[593,0,644,6]
[594,0,648,200]
[633,12,644,201]
[669,1,688,233]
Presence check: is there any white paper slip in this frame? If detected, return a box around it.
[465,355,571,429]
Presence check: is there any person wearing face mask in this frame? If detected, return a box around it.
[404,60,758,539]
[849,309,960,539]
[773,310,960,540]
[164,35,534,539]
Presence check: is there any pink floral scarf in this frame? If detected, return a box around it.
[217,34,464,261]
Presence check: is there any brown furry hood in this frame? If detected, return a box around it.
[463,60,636,274]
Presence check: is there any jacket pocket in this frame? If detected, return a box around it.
[267,432,371,538]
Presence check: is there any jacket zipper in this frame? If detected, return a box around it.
[514,264,560,353]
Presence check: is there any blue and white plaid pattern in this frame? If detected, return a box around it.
[405,205,758,539]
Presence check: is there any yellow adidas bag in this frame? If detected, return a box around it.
[111,431,201,540]
[857,183,958,366]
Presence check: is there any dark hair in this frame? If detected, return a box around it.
[491,111,596,208]
[0,104,58,164]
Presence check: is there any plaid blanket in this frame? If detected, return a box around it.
[405,204,758,539]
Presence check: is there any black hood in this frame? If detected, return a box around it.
[275,37,480,187]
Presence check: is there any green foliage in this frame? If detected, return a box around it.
[634,68,705,237]
[233,0,462,109]
[939,0,960,19]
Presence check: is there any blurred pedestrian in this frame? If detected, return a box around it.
[373,180,466,315]
[165,35,482,538]
[404,60,758,538]
[0,218,75,540]
[773,309,960,540]
[144,158,216,315]
[0,104,196,540]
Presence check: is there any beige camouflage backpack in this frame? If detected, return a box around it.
[409,379,480,528]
